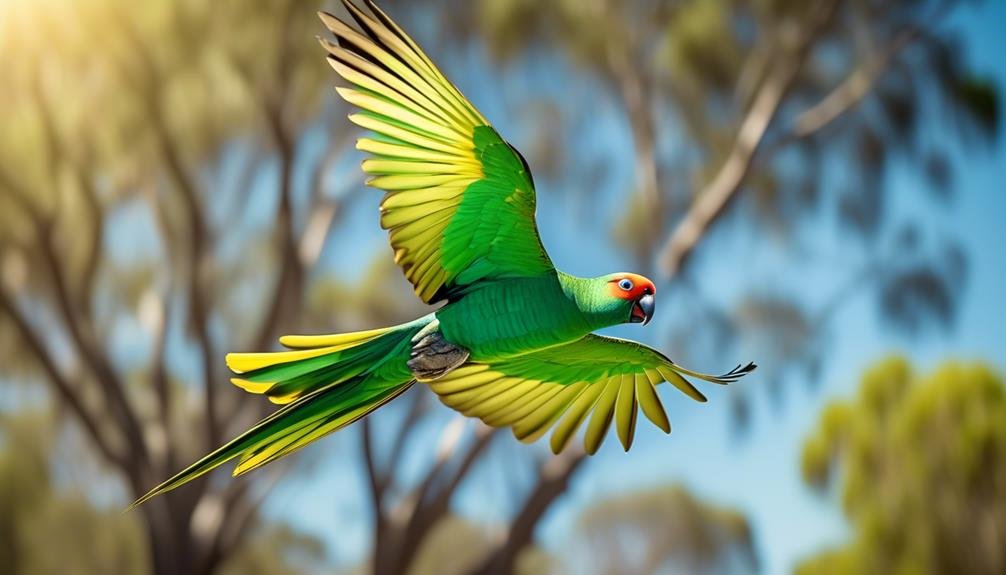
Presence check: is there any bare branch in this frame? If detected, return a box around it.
[149,290,175,472]
[439,424,498,503]
[474,448,587,575]
[299,202,337,268]
[382,392,428,492]
[36,222,150,468]
[299,134,356,269]
[74,164,105,316]
[214,473,282,564]
[114,8,223,451]
[27,84,151,468]
[612,49,661,243]
[251,104,302,352]
[307,111,352,207]
[409,421,491,519]
[196,467,282,575]
[0,285,125,472]
[361,417,386,514]
[361,417,389,566]
[391,425,497,574]
[733,43,771,112]
[249,1,306,354]
[789,26,923,140]
[658,0,841,277]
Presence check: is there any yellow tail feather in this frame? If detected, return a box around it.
[226,345,343,374]
[278,326,390,349]
[225,324,404,404]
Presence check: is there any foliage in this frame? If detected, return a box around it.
[575,484,757,575]
[219,524,329,575]
[406,514,549,575]
[0,411,326,575]
[404,487,752,575]
[0,412,148,575]
[798,357,1006,574]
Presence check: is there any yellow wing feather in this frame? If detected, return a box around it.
[427,335,754,454]
[319,1,553,304]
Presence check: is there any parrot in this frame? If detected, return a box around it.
[130,0,755,508]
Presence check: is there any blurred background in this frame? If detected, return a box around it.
[1,0,1003,573]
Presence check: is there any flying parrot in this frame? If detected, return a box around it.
[131,0,755,507]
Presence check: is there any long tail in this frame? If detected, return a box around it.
[129,316,431,509]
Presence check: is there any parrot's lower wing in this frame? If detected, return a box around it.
[319,1,554,304]
[430,335,755,454]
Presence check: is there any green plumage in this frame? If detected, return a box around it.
[130,317,430,508]
[130,0,755,507]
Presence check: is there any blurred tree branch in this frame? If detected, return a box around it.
[359,393,586,575]
[658,0,840,277]
[788,26,924,141]
[474,447,586,575]
[367,414,498,574]
[659,0,957,277]
[0,287,124,470]
[29,83,153,476]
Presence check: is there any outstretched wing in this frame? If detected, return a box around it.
[319,1,554,303]
[429,335,755,454]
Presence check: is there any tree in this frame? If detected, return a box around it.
[0,411,149,575]
[406,514,552,575]
[798,357,1006,574]
[0,0,349,572]
[574,484,757,575]
[397,484,754,575]
[0,409,328,575]
[355,406,587,575]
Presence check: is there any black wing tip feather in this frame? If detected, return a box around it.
[717,362,757,383]
[669,360,757,387]
[318,6,408,86]
[340,0,381,42]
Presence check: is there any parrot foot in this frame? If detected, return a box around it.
[408,330,469,381]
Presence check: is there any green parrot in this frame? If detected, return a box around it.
[131,0,755,507]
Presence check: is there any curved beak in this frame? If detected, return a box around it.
[630,293,655,326]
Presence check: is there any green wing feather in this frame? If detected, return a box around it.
[429,335,756,454]
[319,0,553,303]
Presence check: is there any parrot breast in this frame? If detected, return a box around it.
[434,275,593,363]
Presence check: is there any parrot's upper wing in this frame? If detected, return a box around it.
[320,1,553,304]
[429,335,755,454]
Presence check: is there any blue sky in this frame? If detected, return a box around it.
[257,2,1006,573]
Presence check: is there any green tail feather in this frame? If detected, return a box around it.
[128,376,413,510]
[128,318,428,509]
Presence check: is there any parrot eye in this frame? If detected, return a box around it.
[618,278,634,291]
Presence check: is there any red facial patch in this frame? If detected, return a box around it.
[607,273,656,300]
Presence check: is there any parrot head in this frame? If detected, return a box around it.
[604,272,656,326]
